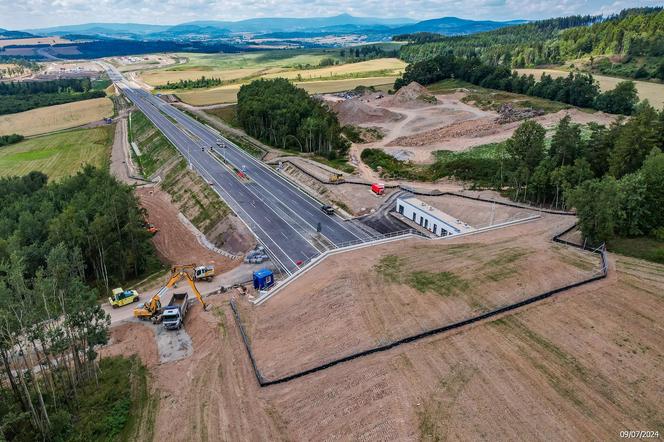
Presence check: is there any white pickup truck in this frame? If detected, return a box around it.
[162,292,189,330]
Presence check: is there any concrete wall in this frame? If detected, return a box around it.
[396,197,458,237]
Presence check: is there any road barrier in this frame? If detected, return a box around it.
[254,213,540,305]
[231,220,608,387]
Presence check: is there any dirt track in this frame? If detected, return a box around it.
[332,88,617,164]
[137,187,238,272]
[105,210,664,441]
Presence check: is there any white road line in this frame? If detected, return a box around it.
[206,150,324,254]
[119,87,299,273]
[154,102,364,242]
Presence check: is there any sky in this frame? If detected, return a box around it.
[0,0,662,30]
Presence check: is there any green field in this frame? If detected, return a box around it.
[0,125,114,180]
[607,236,664,264]
[169,50,347,71]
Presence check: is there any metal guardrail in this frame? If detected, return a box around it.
[327,228,427,251]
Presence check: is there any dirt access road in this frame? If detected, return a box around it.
[110,118,145,185]
[330,83,617,165]
[103,214,664,441]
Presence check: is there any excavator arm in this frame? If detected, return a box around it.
[133,266,207,319]
[134,271,186,319]
[183,272,207,310]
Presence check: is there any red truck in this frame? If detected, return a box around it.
[371,183,385,195]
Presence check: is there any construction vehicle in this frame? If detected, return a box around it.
[193,265,215,281]
[145,223,159,234]
[109,288,140,308]
[329,173,344,183]
[162,292,188,330]
[133,265,207,321]
[371,183,385,195]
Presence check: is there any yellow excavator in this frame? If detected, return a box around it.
[133,265,208,321]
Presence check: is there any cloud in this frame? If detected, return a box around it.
[0,0,659,29]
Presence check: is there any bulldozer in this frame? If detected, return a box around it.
[133,265,208,321]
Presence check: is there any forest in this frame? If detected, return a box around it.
[236,78,349,158]
[0,78,106,115]
[155,76,224,90]
[363,103,664,249]
[0,134,24,147]
[397,7,664,79]
[394,54,639,114]
[0,168,158,440]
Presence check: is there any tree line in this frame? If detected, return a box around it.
[362,103,663,245]
[396,14,600,66]
[394,54,640,115]
[0,167,159,439]
[504,105,664,244]
[0,167,158,293]
[236,78,349,158]
[0,78,97,96]
[396,7,664,74]
[0,78,106,116]
[155,76,224,90]
[0,134,24,147]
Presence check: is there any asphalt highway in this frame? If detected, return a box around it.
[103,64,376,274]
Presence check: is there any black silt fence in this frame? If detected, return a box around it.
[231,219,605,387]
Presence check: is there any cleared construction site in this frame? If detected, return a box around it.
[104,198,662,440]
[101,67,663,442]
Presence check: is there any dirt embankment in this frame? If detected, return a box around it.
[137,187,239,271]
[389,107,617,151]
[104,216,664,441]
[245,211,596,379]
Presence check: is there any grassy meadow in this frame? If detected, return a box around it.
[0,126,114,180]
[140,49,403,105]
[515,68,664,109]
[177,77,396,105]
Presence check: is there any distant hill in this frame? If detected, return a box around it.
[0,28,35,39]
[391,17,526,35]
[14,14,536,47]
[27,22,171,37]
[397,7,664,81]
[180,14,415,33]
[25,14,416,39]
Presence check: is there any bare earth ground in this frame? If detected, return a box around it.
[104,214,664,441]
[0,97,114,136]
[417,194,536,228]
[329,86,617,164]
[136,187,239,272]
[243,210,601,380]
[279,159,396,215]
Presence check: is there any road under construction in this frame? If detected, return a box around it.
[102,63,378,275]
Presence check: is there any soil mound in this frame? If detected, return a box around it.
[332,99,403,126]
[387,81,437,107]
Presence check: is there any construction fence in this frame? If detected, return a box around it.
[230,221,608,387]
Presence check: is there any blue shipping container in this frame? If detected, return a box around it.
[253,268,274,290]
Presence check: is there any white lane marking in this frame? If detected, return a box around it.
[118,78,328,259]
[153,101,364,242]
[207,151,324,254]
[116,85,299,272]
